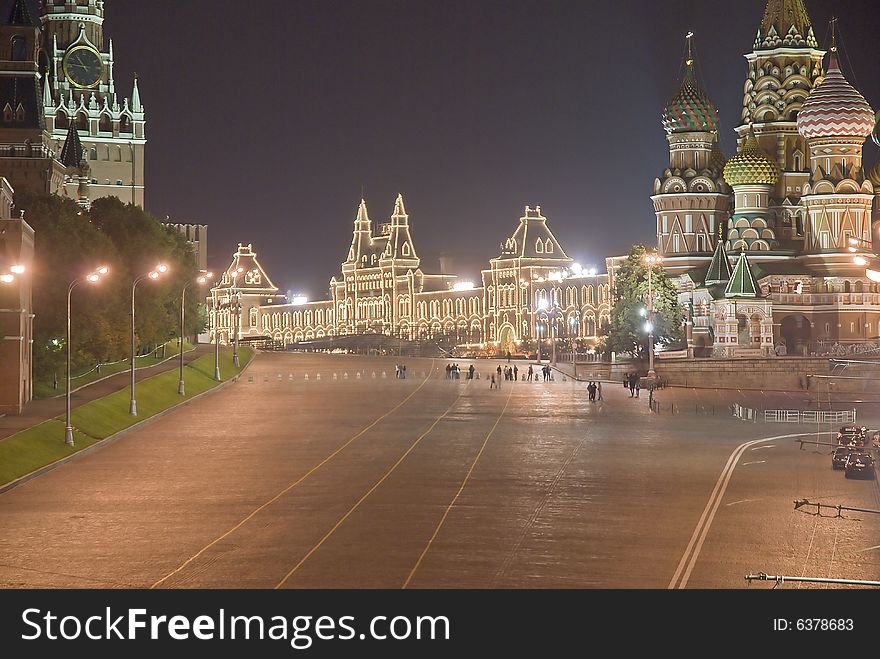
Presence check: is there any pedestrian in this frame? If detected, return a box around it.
[497,365,503,388]
[597,381,603,401]
[395,364,400,379]
[587,381,595,401]
[507,350,511,363]
[635,379,640,398]
[402,364,407,379]
[490,374,496,389]
[469,364,475,380]
[629,374,635,397]
[528,365,533,381]
[514,365,519,381]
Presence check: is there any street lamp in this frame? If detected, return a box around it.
[178,272,212,395]
[130,264,168,416]
[644,252,662,377]
[65,266,109,446]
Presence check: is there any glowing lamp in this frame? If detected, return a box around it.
[10,265,25,274]
[0,273,14,284]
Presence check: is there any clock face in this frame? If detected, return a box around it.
[63,47,104,89]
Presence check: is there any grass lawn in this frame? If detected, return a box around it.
[33,340,196,399]
[0,348,251,488]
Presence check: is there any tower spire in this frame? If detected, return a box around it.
[7,0,36,26]
[59,121,84,168]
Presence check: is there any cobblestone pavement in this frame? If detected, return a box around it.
[0,353,876,589]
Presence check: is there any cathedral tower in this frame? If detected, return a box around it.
[652,34,730,275]
[39,0,145,206]
[739,0,824,243]
[796,46,874,272]
[723,131,781,252]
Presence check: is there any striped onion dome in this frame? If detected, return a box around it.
[661,64,719,135]
[797,53,874,140]
[872,112,880,148]
[723,133,780,186]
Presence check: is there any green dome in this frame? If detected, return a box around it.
[723,133,780,186]
[868,160,880,188]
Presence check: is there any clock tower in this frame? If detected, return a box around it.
[39,0,145,207]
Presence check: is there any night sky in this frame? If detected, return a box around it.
[90,1,880,297]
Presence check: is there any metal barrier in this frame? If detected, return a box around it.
[764,409,856,424]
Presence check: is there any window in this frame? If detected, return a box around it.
[662,217,668,233]
[546,240,553,254]
[535,239,544,254]
[89,146,98,161]
[825,323,831,335]
[696,233,707,252]
[402,243,410,256]
[850,322,855,334]
[673,234,681,252]
[820,233,829,250]
[685,215,692,232]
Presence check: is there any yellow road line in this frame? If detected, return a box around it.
[151,360,435,589]
[403,382,514,589]
[275,384,468,589]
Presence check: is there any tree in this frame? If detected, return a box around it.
[604,245,683,359]
[15,192,204,381]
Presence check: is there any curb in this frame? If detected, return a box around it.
[0,354,258,496]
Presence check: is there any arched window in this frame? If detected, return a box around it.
[10,36,26,61]
[545,239,553,254]
[844,281,851,293]
[99,113,112,133]
[119,115,131,133]
[89,146,98,161]
[55,111,69,130]
[535,239,544,254]
[402,243,410,256]
[76,113,88,130]
[249,307,258,328]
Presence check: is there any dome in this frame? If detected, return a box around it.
[661,65,719,136]
[872,112,880,148]
[723,133,780,186]
[868,160,880,188]
[709,141,727,172]
[797,54,874,140]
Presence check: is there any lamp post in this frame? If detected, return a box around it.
[130,264,168,416]
[644,252,662,378]
[65,266,108,446]
[211,285,221,381]
[179,272,212,395]
[537,298,549,363]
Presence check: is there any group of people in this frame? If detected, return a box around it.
[394,364,408,379]
[445,363,477,380]
[624,372,641,397]
[587,381,602,402]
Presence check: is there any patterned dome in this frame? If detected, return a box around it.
[723,133,780,186]
[872,112,880,148]
[710,141,727,172]
[662,65,719,135]
[798,54,874,140]
[868,160,880,188]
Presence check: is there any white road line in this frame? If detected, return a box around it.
[740,461,766,466]
[750,445,776,451]
[669,432,820,590]
[725,498,759,507]
[856,544,880,553]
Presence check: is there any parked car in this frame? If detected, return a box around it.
[837,426,865,447]
[832,446,852,470]
[844,452,876,480]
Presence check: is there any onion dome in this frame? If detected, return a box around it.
[710,141,726,172]
[872,112,880,148]
[867,160,880,188]
[661,41,718,136]
[797,53,874,140]
[723,132,780,186]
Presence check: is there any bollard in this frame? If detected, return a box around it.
[278,374,282,381]
[316,373,321,380]
[382,371,387,378]
[476,373,480,380]
[305,374,309,381]
[344,372,349,379]
[356,372,361,379]
[333,373,338,380]
[563,376,567,382]
[289,374,294,381]
[372,371,376,378]
[264,375,268,383]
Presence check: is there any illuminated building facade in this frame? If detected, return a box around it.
[656,0,880,356]
[0,0,145,206]
[210,198,611,352]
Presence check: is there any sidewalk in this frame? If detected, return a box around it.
[0,344,213,442]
